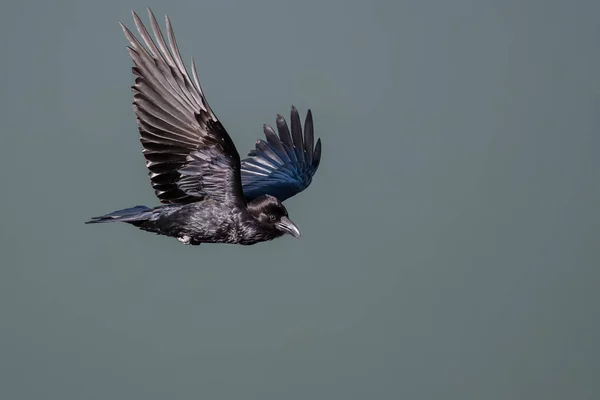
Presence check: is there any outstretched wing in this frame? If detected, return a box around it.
[120,9,244,207]
[241,106,322,202]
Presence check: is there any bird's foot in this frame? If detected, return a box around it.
[177,235,192,245]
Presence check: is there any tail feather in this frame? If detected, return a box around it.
[85,205,153,224]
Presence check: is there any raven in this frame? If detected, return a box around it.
[86,9,322,246]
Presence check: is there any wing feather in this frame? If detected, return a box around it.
[121,9,244,206]
[241,107,322,202]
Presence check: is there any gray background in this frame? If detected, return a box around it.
[1,0,598,399]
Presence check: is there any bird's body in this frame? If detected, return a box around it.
[139,202,255,246]
[87,9,321,246]
[94,199,291,246]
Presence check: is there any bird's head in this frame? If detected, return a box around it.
[246,195,301,238]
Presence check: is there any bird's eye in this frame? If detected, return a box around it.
[269,215,276,222]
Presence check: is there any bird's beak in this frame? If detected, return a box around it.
[276,216,301,238]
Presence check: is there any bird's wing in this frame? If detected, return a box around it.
[120,9,244,207]
[240,107,322,202]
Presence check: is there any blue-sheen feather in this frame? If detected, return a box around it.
[240,107,321,202]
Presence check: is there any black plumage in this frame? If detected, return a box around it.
[86,9,322,246]
[241,110,321,201]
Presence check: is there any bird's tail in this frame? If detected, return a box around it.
[85,205,155,224]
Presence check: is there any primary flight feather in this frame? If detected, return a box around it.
[86,9,322,246]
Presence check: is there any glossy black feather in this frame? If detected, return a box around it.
[121,9,243,207]
[241,107,322,201]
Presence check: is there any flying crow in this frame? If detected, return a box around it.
[86,9,322,246]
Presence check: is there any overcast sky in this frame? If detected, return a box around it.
[1,0,599,399]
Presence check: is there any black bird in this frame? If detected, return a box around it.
[86,9,322,246]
